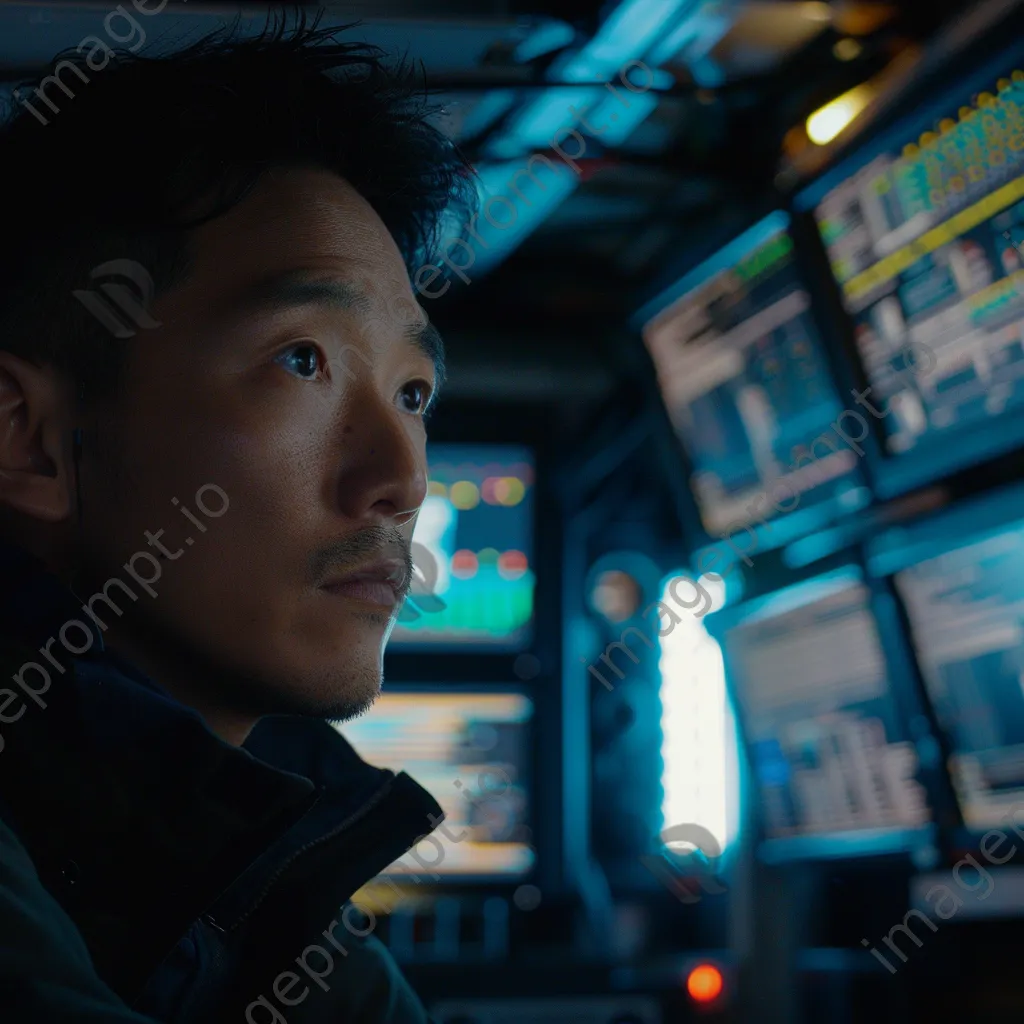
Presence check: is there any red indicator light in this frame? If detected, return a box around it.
[686,964,723,1004]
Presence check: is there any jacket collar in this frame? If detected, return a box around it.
[0,539,442,999]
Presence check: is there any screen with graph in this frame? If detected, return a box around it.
[722,574,932,851]
[641,211,865,539]
[895,519,1024,832]
[390,444,535,649]
[340,691,535,878]
[812,60,1024,457]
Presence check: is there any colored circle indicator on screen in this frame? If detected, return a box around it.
[394,443,535,647]
[498,550,528,579]
[449,480,480,510]
[451,549,479,579]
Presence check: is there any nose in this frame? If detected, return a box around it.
[334,386,427,524]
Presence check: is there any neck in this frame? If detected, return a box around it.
[103,626,258,747]
[4,541,260,747]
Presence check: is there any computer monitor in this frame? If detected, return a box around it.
[339,690,535,879]
[799,42,1024,491]
[638,210,868,548]
[715,569,934,859]
[389,443,535,650]
[883,495,1024,833]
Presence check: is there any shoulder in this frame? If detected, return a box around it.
[0,814,101,1002]
[0,812,87,966]
[0,814,158,1021]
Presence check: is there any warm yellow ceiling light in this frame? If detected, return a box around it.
[833,37,862,61]
[800,1,833,22]
[806,82,874,145]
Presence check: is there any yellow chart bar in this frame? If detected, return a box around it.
[844,173,1024,302]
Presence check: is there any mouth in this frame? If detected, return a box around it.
[319,559,408,609]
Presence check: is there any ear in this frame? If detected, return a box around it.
[0,353,75,523]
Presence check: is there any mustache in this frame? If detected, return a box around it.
[310,524,413,598]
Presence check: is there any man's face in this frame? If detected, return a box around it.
[78,167,436,721]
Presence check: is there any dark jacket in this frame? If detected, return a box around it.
[0,540,442,1022]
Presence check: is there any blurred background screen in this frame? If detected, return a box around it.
[641,212,867,539]
[895,513,1024,831]
[806,48,1024,477]
[718,571,932,855]
[389,444,535,651]
[341,690,535,879]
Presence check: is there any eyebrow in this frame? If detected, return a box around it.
[240,272,446,389]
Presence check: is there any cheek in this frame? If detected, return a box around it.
[194,427,333,578]
[95,367,333,555]
[85,420,237,561]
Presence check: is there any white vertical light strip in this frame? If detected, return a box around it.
[659,573,740,852]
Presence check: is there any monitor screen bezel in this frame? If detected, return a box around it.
[633,208,872,561]
[341,681,539,885]
[866,478,1024,845]
[386,440,537,655]
[385,400,561,684]
[793,36,1024,498]
[706,561,943,862]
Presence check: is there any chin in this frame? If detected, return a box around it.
[309,657,383,723]
[243,651,383,723]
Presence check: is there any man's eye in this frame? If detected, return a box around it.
[276,343,324,380]
[399,380,431,415]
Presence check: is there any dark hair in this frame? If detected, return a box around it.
[0,10,475,404]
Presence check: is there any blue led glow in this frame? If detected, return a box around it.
[571,0,687,78]
[459,91,518,139]
[468,0,699,275]
[491,88,604,152]
[583,90,660,146]
[758,827,938,863]
[647,14,703,64]
[513,19,577,63]
[459,160,582,279]
[647,9,732,75]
